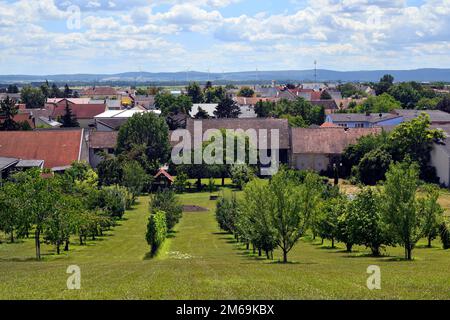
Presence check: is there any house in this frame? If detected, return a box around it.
[0,112,35,129]
[89,131,118,168]
[290,127,382,172]
[391,109,450,125]
[135,95,156,110]
[430,125,450,187]
[0,157,19,184]
[90,99,122,110]
[184,118,291,165]
[94,108,161,131]
[310,100,339,114]
[0,129,89,172]
[325,113,403,128]
[48,103,107,128]
[153,168,174,189]
[81,87,120,100]
[189,104,218,118]
[233,97,279,118]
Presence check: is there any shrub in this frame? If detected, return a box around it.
[230,164,255,190]
[99,185,128,219]
[146,210,167,255]
[173,173,188,193]
[440,221,450,249]
[150,189,183,230]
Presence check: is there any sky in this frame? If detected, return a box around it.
[0,0,449,75]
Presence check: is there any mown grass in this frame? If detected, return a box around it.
[0,192,449,300]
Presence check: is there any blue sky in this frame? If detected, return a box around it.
[0,0,448,75]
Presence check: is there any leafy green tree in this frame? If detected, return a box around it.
[439,220,450,249]
[146,210,167,256]
[155,92,175,112]
[375,74,394,95]
[97,156,123,186]
[254,101,275,118]
[61,101,79,128]
[388,82,422,109]
[214,96,241,118]
[21,86,45,109]
[122,161,149,202]
[99,185,128,219]
[356,148,392,185]
[337,83,365,98]
[317,194,347,248]
[356,93,401,113]
[0,96,19,131]
[269,170,321,263]
[186,82,204,103]
[150,189,183,231]
[50,83,62,98]
[117,112,171,172]
[0,182,20,242]
[437,95,450,113]
[64,84,72,98]
[230,164,255,190]
[237,87,255,97]
[173,172,188,193]
[238,179,277,259]
[204,86,226,103]
[418,184,444,248]
[382,162,424,260]
[346,188,391,256]
[416,97,440,110]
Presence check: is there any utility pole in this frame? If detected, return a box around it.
[314,60,317,83]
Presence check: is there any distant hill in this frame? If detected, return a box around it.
[1,68,450,84]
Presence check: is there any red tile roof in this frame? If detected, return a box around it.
[154,168,174,183]
[82,87,118,96]
[234,97,279,106]
[51,104,106,119]
[0,130,83,169]
[0,112,35,128]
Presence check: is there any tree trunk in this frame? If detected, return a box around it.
[246,242,249,250]
[346,243,352,252]
[331,238,335,248]
[35,229,41,260]
[222,177,225,186]
[371,246,380,257]
[265,250,270,259]
[252,244,256,254]
[258,248,262,257]
[321,238,324,245]
[79,235,83,246]
[64,240,69,252]
[56,243,60,255]
[10,231,14,243]
[428,236,432,248]
[283,250,288,263]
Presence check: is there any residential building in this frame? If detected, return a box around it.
[89,131,118,168]
[94,108,161,131]
[189,104,218,118]
[0,129,89,172]
[391,109,450,125]
[290,127,382,172]
[48,103,107,128]
[81,86,120,100]
[325,113,403,128]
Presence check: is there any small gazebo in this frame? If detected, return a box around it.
[153,168,174,190]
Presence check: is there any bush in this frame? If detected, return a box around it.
[150,189,183,230]
[230,164,255,190]
[146,210,167,255]
[173,173,188,193]
[99,185,129,219]
[440,221,450,249]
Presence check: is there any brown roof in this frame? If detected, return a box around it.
[51,104,106,119]
[82,87,118,96]
[234,97,279,106]
[0,129,83,169]
[154,168,174,182]
[185,118,290,149]
[0,112,35,128]
[310,100,339,110]
[89,131,118,149]
[291,127,381,154]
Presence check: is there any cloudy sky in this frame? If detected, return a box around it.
[0,0,449,74]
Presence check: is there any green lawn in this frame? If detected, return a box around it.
[0,192,449,300]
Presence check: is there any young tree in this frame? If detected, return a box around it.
[7,84,19,94]
[355,148,392,185]
[418,184,444,248]
[238,179,277,259]
[0,96,19,131]
[268,170,321,263]
[375,74,394,95]
[0,183,20,242]
[381,162,424,260]
[214,97,241,118]
[150,189,183,231]
[64,84,72,98]
[230,164,255,190]
[317,195,347,249]
[194,107,210,119]
[439,220,450,249]
[122,161,149,202]
[146,210,167,256]
[254,101,275,118]
[97,156,123,186]
[347,188,391,256]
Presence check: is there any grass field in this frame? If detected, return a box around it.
[0,192,449,300]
